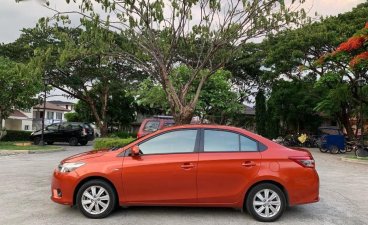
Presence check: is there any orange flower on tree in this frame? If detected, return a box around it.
[350,51,368,67]
[336,36,365,52]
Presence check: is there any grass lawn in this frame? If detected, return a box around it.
[0,142,61,150]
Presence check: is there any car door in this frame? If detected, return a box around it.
[197,129,262,204]
[122,129,199,204]
[44,123,60,141]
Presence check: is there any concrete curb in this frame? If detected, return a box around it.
[0,148,64,155]
[341,157,368,165]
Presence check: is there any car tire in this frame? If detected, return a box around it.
[319,147,328,153]
[47,141,54,145]
[80,140,88,146]
[76,179,117,219]
[69,137,79,146]
[33,137,41,145]
[329,145,339,154]
[246,183,286,222]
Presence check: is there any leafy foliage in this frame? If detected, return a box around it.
[135,66,242,124]
[255,90,267,136]
[1,130,33,142]
[94,137,135,150]
[53,0,309,124]
[0,57,42,130]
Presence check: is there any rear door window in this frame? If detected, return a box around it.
[204,130,239,152]
[240,135,258,152]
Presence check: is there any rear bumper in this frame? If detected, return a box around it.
[51,170,79,206]
[288,169,319,206]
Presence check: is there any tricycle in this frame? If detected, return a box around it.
[318,126,345,154]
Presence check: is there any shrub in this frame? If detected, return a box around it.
[1,130,32,142]
[94,137,136,149]
[108,131,137,139]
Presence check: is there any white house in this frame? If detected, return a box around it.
[1,109,33,131]
[1,101,73,131]
[48,100,75,113]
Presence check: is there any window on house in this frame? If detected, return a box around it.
[66,105,69,109]
[56,112,62,120]
[24,125,29,130]
[47,112,54,119]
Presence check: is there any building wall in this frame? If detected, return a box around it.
[4,119,22,130]
[22,119,33,131]
[32,109,66,130]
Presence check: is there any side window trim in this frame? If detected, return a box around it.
[136,128,200,155]
[200,128,265,153]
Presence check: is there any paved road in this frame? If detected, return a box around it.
[0,145,367,225]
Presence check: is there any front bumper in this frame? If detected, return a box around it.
[51,169,79,205]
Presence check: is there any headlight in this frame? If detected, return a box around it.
[58,162,85,173]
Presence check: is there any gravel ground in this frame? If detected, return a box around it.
[0,144,367,225]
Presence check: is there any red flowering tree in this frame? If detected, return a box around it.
[331,22,368,70]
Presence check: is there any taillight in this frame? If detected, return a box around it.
[289,156,315,168]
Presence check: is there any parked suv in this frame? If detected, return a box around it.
[137,115,175,138]
[30,122,94,146]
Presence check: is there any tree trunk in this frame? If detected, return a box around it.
[0,111,3,131]
[99,122,108,137]
[173,106,194,125]
[340,108,354,139]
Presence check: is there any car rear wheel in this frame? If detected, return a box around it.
[69,137,79,146]
[76,180,116,219]
[246,183,286,222]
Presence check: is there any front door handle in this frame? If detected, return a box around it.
[181,163,195,170]
[242,161,256,167]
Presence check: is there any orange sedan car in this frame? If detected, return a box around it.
[51,125,319,222]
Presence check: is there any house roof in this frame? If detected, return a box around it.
[9,110,28,119]
[48,100,75,105]
[33,102,70,111]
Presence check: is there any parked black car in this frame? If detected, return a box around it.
[30,122,94,146]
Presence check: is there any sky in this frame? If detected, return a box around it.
[0,0,366,44]
[0,0,366,102]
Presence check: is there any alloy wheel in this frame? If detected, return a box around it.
[252,189,281,218]
[81,186,110,215]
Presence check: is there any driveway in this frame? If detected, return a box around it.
[0,145,367,225]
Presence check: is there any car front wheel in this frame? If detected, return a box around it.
[76,180,116,219]
[246,183,286,222]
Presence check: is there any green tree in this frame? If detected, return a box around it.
[255,90,267,136]
[135,66,242,124]
[66,87,136,130]
[0,57,42,131]
[267,80,323,135]
[28,19,145,136]
[43,0,309,124]
[231,2,368,137]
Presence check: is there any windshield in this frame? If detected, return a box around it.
[143,121,160,132]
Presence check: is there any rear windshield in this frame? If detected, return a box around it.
[143,121,160,132]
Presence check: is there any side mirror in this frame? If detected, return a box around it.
[131,145,140,156]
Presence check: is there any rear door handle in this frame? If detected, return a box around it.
[181,163,195,169]
[242,161,256,167]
